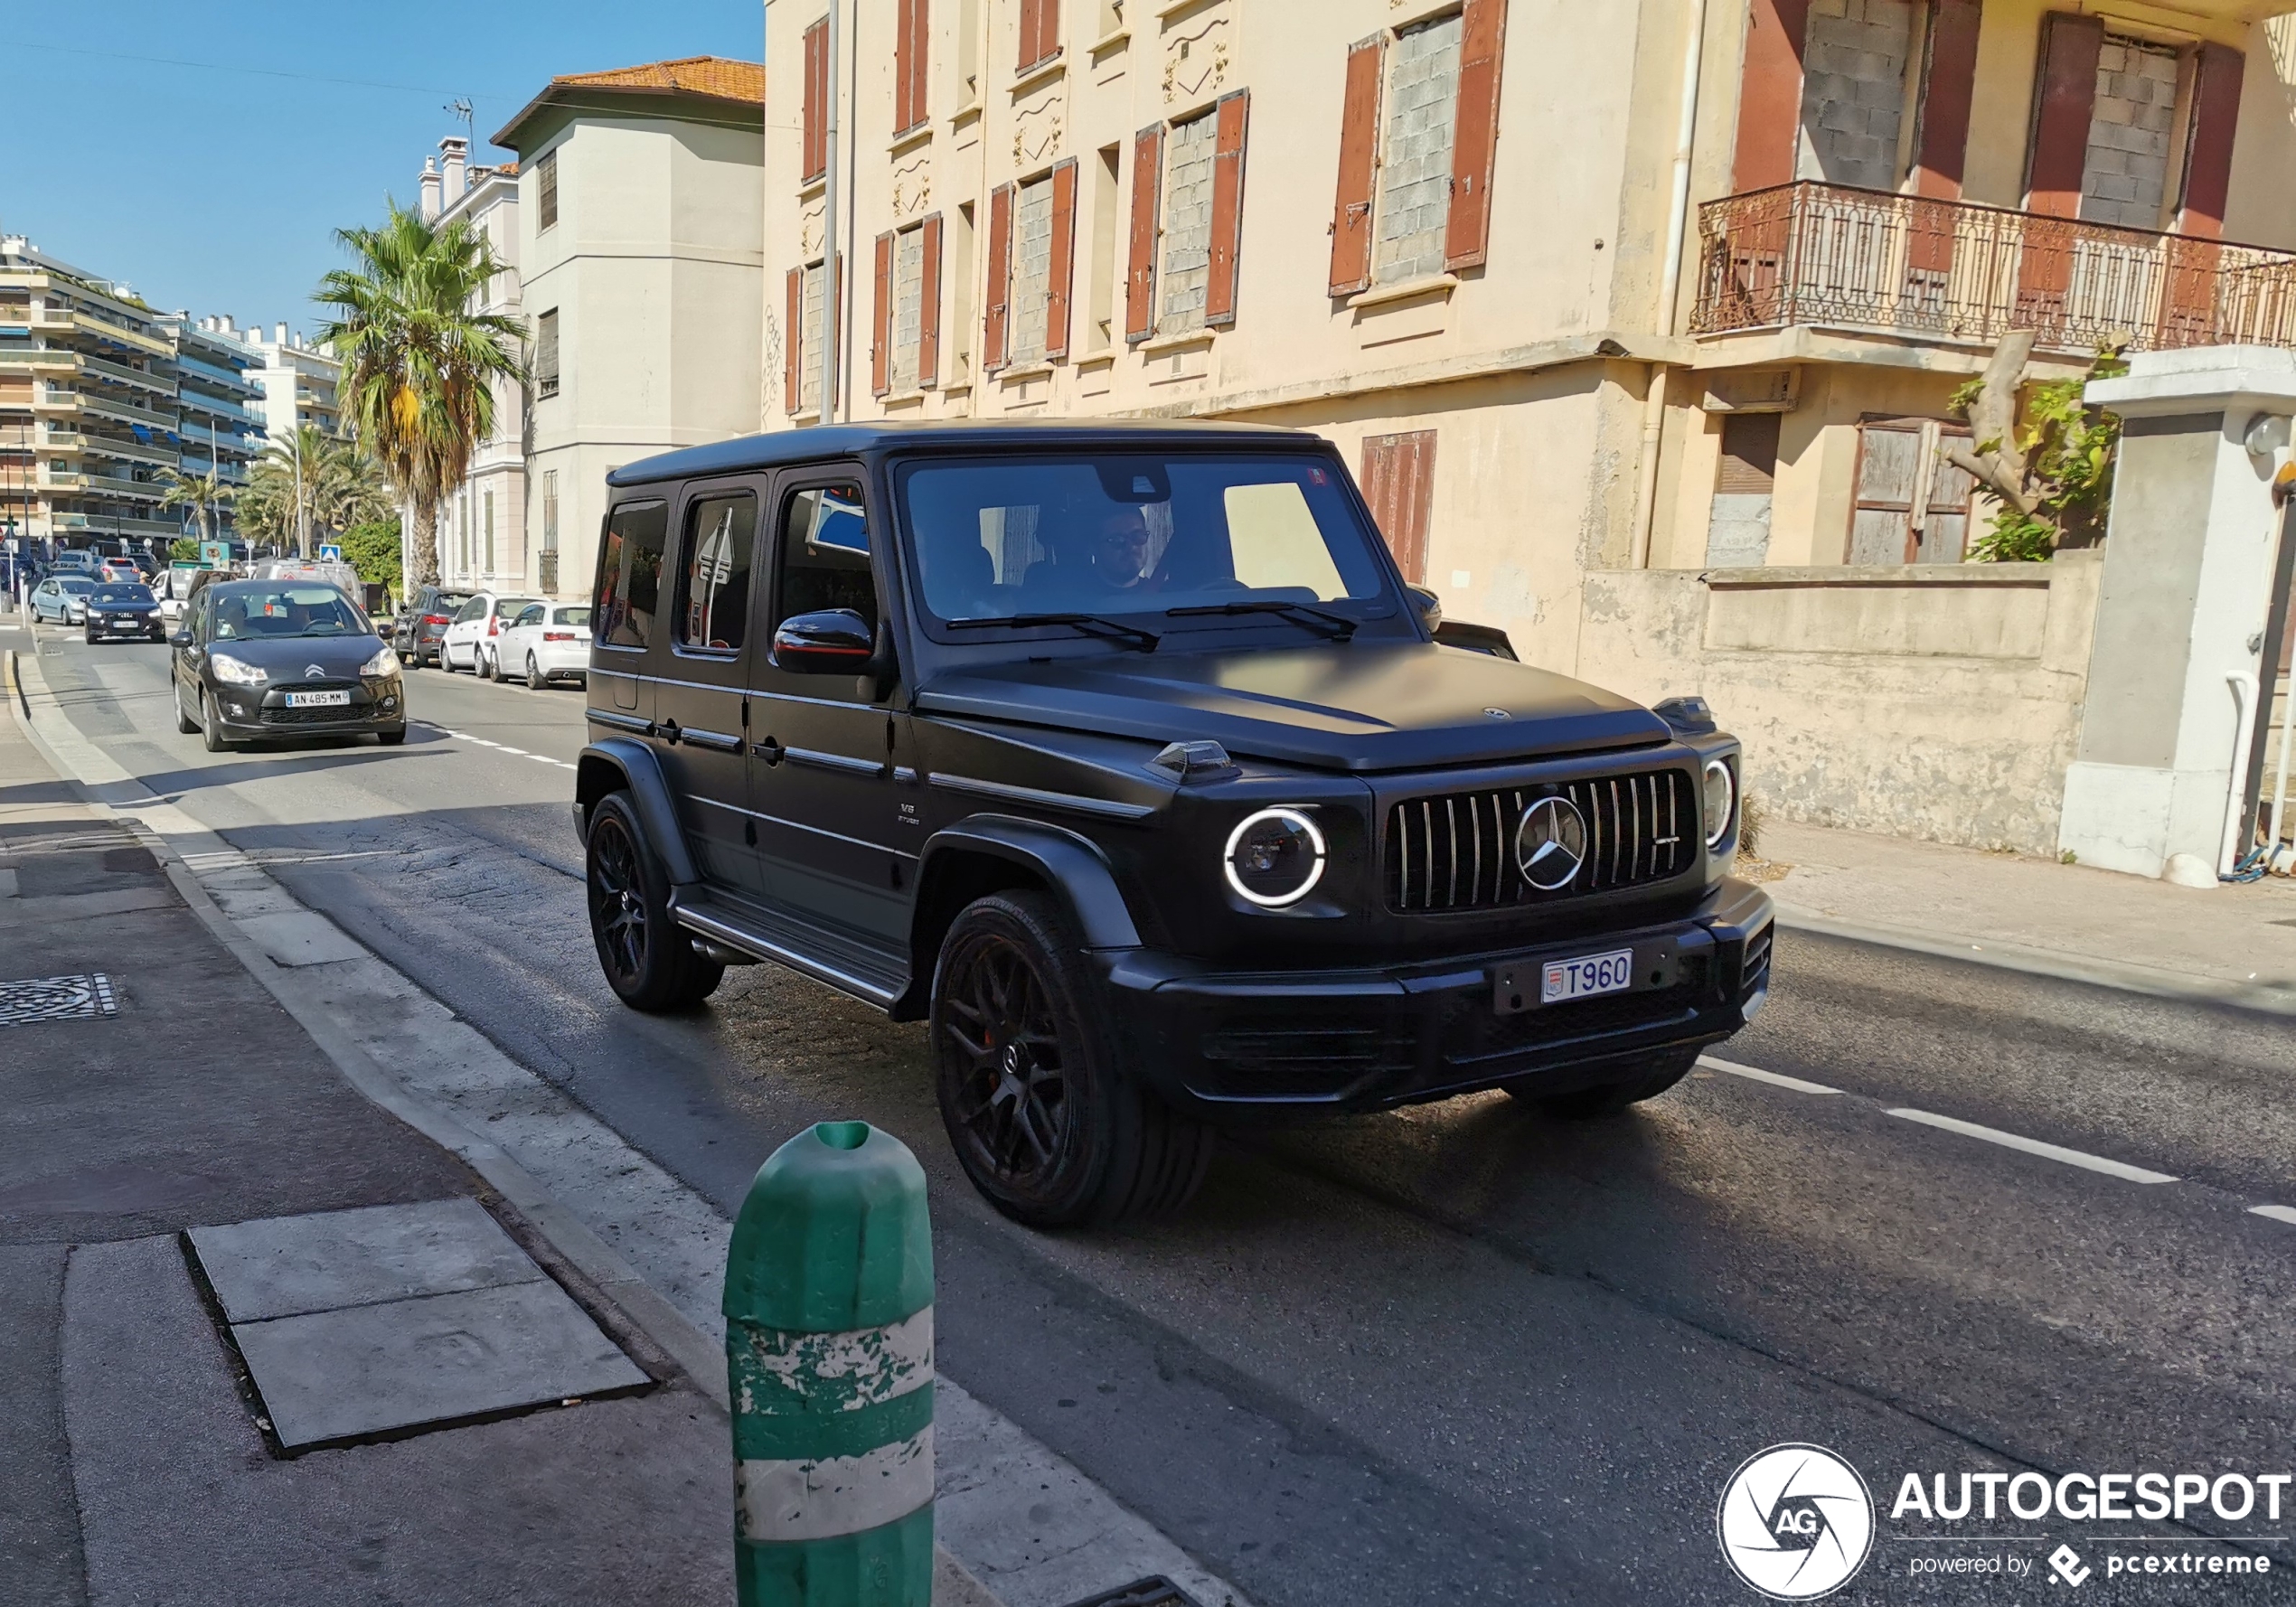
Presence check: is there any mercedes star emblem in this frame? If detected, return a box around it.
[1515,795,1588,891]
[1483,707,1511,719]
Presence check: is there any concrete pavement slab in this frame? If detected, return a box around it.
[230,1278,649,1449]
[189,1198,545,1322]
[0,1244,83,1607]
[236,907,369,966]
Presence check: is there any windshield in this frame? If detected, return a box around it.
[91,585,155,605]
[57,578,94,593]
[899,455,1397,631]
[210,585,372,641]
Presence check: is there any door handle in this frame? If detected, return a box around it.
[751,737,784,766]
[657,719,682,745]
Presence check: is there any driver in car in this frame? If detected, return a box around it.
[1087,508,1159,594]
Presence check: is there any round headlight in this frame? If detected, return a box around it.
[1703,757,1736,849]
[1223,807,1328,908]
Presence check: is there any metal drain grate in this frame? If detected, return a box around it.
[0,973,118,1026]
[1057,1581,1204,1607]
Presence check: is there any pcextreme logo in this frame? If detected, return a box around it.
[1717,1443,1877,1600]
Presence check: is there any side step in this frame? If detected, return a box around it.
[668,889,908,1011]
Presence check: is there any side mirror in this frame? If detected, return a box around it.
[1407,584,1444,634]
[771,608,876,675]
[170,630,193,647]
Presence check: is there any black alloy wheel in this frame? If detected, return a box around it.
[584,793,722,1012]
[931,892,1214,1227]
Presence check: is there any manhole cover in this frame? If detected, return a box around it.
[1057,1581,1203,1607]
[0,973,117,1026]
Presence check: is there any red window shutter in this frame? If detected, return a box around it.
[1205,90,1250,327]
[1360,430,1437,585]
[908,0,932,133]
[918,213,943,387]
[871,230,894,397]
[1020,0,1056,72]
[1046,157,1078,361]
[784,268,804,415]
[1329,35,1383,297]
[1911,0,1981,199]
[894,0,917,132]
[1444,0,1508,270]
[983,183,1013,371]
[802,20,827,183]
[2177,42,2245,238]
[1126,125,1162,343]
[2024,13,2103,219]
[1729,0,1811,193]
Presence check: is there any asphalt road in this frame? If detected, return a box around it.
[25,623,2296,1605]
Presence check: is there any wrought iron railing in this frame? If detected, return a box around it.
[1689,182,2296,354]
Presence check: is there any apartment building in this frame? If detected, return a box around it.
[168,317,266,511]
[1,235,205,549]
[493,56,767,600]
[242,321,341,447]
[762,0,2296,675]
[417,136,530,595]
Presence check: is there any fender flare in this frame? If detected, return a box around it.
[573,737,701,888]
[916,813,1143,952]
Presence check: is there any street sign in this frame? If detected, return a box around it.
[318,543,343,563]
[201,541,229,568]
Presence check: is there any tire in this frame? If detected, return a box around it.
[174,681,199,734]
[1512,1046,1700,1119]
[486,644,505,682]
[397,649,411,664]
[585,793,723,1012]
[930,891,1215,1227]
[377,728,408,747]
[83,630,96,644]
[527,653,546,691]
[200,690,234,753]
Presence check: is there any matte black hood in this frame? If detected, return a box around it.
[914,642,1670,772]
[208,634,387,678]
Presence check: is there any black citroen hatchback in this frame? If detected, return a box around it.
[573,422,1771,1226]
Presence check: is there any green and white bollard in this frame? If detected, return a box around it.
[726,1121,936,1607]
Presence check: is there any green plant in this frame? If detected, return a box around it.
[1947,334,2129,561]
[168,537,200,562]
[339,518,402,590]
[315,203,525,587]
[155,466,231,543]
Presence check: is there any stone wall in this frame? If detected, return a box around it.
[1374,14,1463,286]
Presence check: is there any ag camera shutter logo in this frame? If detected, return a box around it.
[1717,1443,1876,1600]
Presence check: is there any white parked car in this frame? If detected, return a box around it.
[493,602,592,688]
[440,590,539,676]
[30,575,96,625]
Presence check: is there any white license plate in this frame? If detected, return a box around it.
[1542,947,1636,1004]
[284,690,351,708]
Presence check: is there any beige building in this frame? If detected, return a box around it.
[493,57,767,600]
[760,0,2296,683]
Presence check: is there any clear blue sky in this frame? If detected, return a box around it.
[5,0,761,336]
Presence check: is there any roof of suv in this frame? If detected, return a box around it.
[606,419,1316,489]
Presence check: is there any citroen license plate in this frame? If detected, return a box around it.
[1540,947,1635,1005]
[284,690,350,708]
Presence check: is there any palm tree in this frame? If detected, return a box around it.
[157,466,231,544]
[315,204,524,587]
[256,426,329,556]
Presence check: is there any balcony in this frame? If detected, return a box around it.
[52,512,184,538]
[0,342,78,372]
[79,352,176,395]
[1690,182,2296,356]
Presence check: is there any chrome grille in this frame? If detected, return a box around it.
[1387,769,1696,912]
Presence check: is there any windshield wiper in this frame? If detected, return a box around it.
[1163,599,1357,640]
[946,612,1160,652]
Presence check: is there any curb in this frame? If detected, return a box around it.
[6,647,1007,1607]
[1774,903,2296,1020]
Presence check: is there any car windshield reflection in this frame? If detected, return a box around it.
[210,584,372,641]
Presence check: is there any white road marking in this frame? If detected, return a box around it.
[1699,1055,1840,1095]
[2250,1205,2296,1226]
[1887,1108,2179,1185]
[495,746,527,757]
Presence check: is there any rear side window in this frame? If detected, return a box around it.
[674,493,757,652]
[596,500,668,648]
[776,484,876,634]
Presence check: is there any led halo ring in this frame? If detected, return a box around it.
[1702,757,1736,850]
[1222,807,1329,908]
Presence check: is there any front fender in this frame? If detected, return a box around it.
[573,737,700,887]
[917,813,1143,950]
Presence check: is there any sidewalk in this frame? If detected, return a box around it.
[1755,817,2296,1012]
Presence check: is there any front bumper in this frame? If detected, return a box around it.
[85,612,165,637]
[211,679,406,738]
[1098,879,1774,1117]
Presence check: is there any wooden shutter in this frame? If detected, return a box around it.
[2024,13,2103,220]
[983,183,1013,371]
[1715,413,1781,495]
[1849,421,1922,564]
[871,230,894,397]
[1360,430,1437,585]
[1126,126,1162,343]
[1444,0,1508,270]
[784,268,804,414]
[1205,91,1250,327]
[894,0,931,133]
[1329,35,1384,297]
[2176,42,2245,238]
[1730,0,1811,193]
[918,212,943,387]
[803,19,828,183]
[1019,0,1058,71]
[1047,157,1078,361]
[1911,0,1982,199]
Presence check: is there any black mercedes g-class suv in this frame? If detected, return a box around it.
[574,422,1771,1226]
